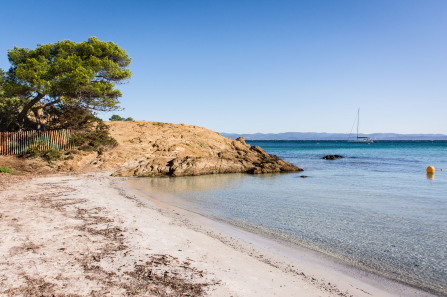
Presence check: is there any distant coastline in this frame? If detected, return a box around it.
[222,132,447,141]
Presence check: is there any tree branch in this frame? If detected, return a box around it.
[43,98,61,108]
[16,93,44,130]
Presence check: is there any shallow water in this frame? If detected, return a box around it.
[128,141,447,295]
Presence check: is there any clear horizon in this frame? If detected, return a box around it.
[221,131,447,136]
[1,0,446,134]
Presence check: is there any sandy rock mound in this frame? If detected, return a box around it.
[62,121,302,177]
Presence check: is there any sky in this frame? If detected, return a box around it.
[1,0,446,134]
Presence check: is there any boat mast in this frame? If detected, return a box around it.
[357,108,360,139]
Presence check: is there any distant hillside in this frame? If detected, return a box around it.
[221,132,447,141]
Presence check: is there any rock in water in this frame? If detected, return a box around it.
[322,155,344,160]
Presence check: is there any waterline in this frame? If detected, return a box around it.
[128,141,447,296]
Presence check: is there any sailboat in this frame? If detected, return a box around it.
[348,109,374,143]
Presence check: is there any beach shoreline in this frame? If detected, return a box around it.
[0,172,438,296]
[127,177,438,297]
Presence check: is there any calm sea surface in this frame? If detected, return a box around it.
[128,141,447,295]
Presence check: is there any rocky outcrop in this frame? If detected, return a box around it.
[61,121,302,177]
[322,155,344,160]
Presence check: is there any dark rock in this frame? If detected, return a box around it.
[299,175,309,178]
[322,155,344,160]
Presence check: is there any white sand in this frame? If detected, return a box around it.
[0,173,434,296]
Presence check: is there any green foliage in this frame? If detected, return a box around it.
[72,120,118,153]
[0,70,19,131]
[23,147,62,162]
[109,114,123,121]
[46,104,98,130]
[0,69,4,92]
[71,134,87,147]
[0,167,12,173]
[0,69,4,94]
[2,37,131,131]
[40,149,63,162]
[109,114,134,121]
[23,146,40,158]
[0,97,27,131]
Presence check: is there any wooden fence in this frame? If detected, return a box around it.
[0,129,75,155]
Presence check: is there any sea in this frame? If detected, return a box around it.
[128,140,447,296]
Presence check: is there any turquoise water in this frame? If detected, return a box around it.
[129,141,447,296]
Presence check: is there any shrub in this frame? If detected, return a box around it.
[24,146,41,158]
[109,115,134,121]
[109,114,134,122]
[71,134,88,147]
[40,149,62,162]
[73,120,118,153]
[22,148,62,162]
[0,167,12,173]
[109,114,123,121]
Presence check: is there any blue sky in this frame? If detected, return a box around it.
[1,0,446,134]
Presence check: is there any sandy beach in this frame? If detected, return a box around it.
[0,172,435,296]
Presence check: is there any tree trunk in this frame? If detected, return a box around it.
[16,93,44,130]
[32,106,43,130]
